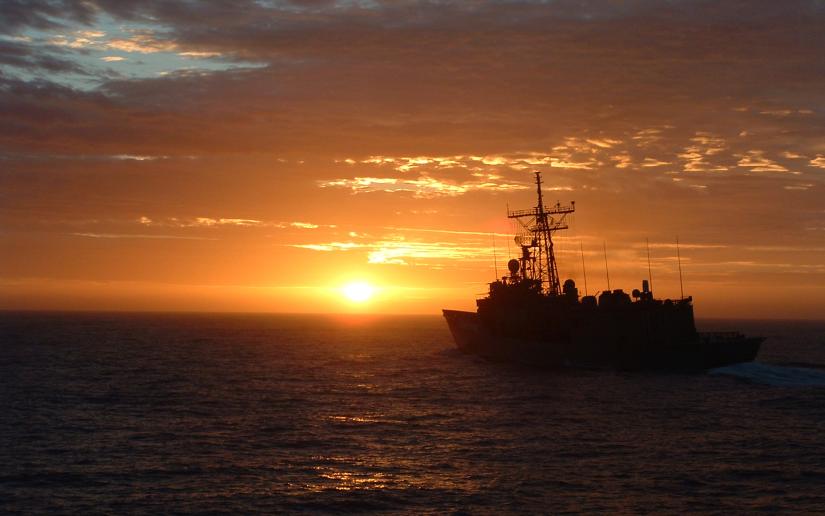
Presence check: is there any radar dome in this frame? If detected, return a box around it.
[507,259,520,274]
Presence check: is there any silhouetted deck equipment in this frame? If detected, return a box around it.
[442,171,762,371]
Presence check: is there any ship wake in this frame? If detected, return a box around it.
[710,362,825,387]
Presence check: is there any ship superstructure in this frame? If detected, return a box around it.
[442,171,761,371]
[506,172,575,295]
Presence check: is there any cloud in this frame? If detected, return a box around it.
[113,154,165,160]
[2,0,825,317]
[1,1,822,166]
[810,156,825,169]
[317,175,528,197]
[178,51,221,58]
[586,138,622,149]
[291,237,495,266]
[384,227,513,238]
[0,40,88,75]
[340,151,603,174]
[106,31,177,54]
[71,232,214,240]
[737,150,790,173]
[192,217,262,227]
[134,216,262,227]
[291,242,362,252]
[678,133,730,173]
[135,216,333,229]
[641,158,671,167]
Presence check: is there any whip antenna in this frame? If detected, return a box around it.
[603,241,611,291]
[676,236,684,299]
[646,237,653,294]
[493,233,498,279]
[580,241,588,296]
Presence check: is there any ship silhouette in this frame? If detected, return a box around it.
[443,172,762,371]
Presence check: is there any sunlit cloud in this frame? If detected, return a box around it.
[274,221,338,229]
[106,32,177,54]
[49,29,177,55]
[759,108,814,117]
[809,156,825,169]
[136,216,334,229]
[353,150,601,173]
[632,128,667,147]
[71,232,215,240]
[78,31,105,39]
[101,56,125,62]
[137,216,262,227]
[49,30,106,49]
[318,175,527,198]
[744,245,825,252]
[178,51,222,58]
[759,109,794,117]
[292,238,494,266]
[586,138,622,149]
[611,153,632,169]
[383,226,513,238]
[641,158,671,167]
[193,217,262,227]
[292,242,363,251]
[112,154,167,161]
[737,150,791,173]
[678,132,729,173]
[636,242,728,250]
[366,240,493,265]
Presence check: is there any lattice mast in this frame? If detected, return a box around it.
[507,171,575,295]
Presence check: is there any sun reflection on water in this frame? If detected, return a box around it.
[315,468,391,491]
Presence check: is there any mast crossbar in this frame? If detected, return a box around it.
[505,172,575,296]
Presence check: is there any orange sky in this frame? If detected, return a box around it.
[1,1,824,319]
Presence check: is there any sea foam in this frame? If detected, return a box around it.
[710,362,825,387]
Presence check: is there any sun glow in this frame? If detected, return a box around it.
[341,282,375,303]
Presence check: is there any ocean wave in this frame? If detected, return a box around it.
[710,362,825,387]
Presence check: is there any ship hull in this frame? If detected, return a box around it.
[443,309,762,371]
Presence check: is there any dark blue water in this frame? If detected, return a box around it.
[2,312,825,513]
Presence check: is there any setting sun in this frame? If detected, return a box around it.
[341,282,375,303]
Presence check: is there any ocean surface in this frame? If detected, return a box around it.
[2,312,825,514]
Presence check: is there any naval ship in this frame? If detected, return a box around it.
[442,172,762,371]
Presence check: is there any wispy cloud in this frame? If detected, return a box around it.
[290,236,496,266]
[292,242,363,251]
[71,232,215,240]
[106,31,177,54]
[136,217,332,229]
[383,226,513,238]
[137,216,263,227]
[737,150,790,173]
[809,155,825,169]
[678,132,729,173]
[191,217,262,227]
[318,176,527,198]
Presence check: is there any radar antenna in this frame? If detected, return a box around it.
[507,171,575,295]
